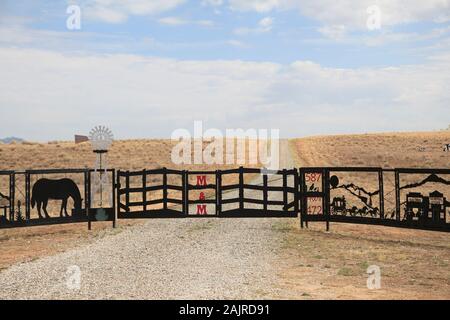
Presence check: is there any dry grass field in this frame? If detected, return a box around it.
[0,139,260,171]
[292,131,450,168]
[277,131,450,299]
[274,220,450,299]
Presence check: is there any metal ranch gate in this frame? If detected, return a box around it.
[0,166,449,232]
[116,167,298,218]
[299,167,450,232]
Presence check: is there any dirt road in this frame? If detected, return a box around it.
[0,217,290,299]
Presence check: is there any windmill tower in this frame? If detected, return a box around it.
[89,126,114,208]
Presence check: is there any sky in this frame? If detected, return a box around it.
[0,0,449,141]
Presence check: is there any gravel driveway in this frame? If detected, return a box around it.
[0,217,288,300]
[0,141,297,300]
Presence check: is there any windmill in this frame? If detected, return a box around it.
[89,126,114,210]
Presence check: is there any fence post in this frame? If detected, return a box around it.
[182,170,188,215]
[216,170,222,216]
[324,169,330,232]
[86,170,91,212]
[116,170,121,216]
[163,168,168,211]
[9,172,15,222]
[395,170,400,221]
[294,169,299,219]
[299,168,305,229]
[125,171,130,213]
[263,173,268,212]
[185,171,190,216]
[112,169,116,228]
[379,169,385,220]
[142,169,147,213]
[239,167,244,211]
[283,169,288,213]
[84,170,88,211]
[84,170,89,229]
[25,171,30,221]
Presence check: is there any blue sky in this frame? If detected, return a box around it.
[0,0,449,140]
[2,0,448,67]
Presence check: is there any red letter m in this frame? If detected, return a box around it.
[196,205,207,215]
[196,175,207,186]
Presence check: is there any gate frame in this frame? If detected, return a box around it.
[0,168,117,229]
[185,170,218,217]
[300,167,450,233]
[299,167,330,230]
[116,168,185,219]
[116,167,299,219]
[212,167,298,218]
[2,166,449,233]
[0,171,15,223]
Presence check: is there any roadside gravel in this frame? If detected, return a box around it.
[0,216,288,299]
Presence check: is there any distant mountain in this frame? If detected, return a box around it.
[0,137,24,144]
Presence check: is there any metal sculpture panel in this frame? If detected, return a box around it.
[300,167,450,232]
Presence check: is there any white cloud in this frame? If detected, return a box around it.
[201,0,224,14]
[315,25,450,46]
[82,0,186,23]
[363,26,450,46]
[158,17,186,26]
[259,17,273,29]
[318,25,347,40]
[197,20,215,27]
[227,39,248,47]
[227,0,450,29]
[158,17,214,27]
[202,0,224,6]
[0,47,449,141]
[297,0,450,29]
[229,0,279,13]
[0,23,164,53]
[234,17,274,35]
[86,6,128,23]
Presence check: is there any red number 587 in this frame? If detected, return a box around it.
[305,173,322,182]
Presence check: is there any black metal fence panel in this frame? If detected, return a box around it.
[1,166,449,232]
[218,167,298,218]
[300,167,450,232]
[116,167,298,218]
[117,168,185,218]
[0,169,115,229]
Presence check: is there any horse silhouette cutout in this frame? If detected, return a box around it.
[31,179,82,219]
